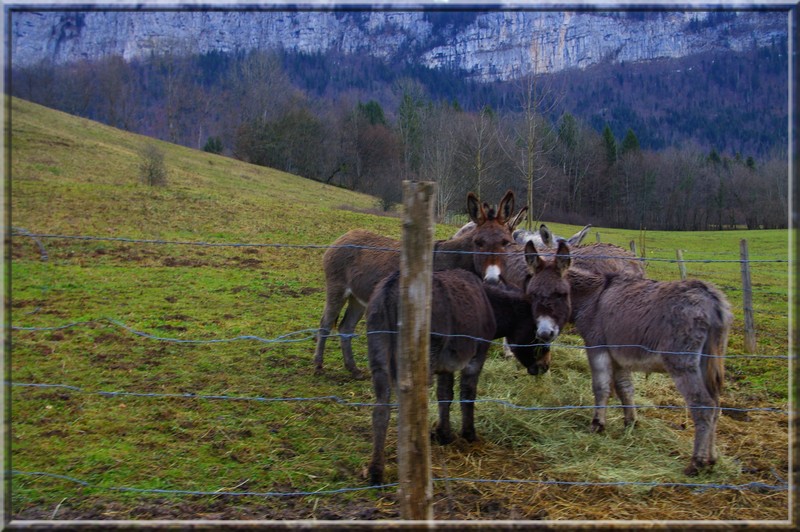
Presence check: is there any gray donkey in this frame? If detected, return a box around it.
[567,266,732,475]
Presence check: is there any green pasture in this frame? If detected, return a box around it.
[6,98,791,521]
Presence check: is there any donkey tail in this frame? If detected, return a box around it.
[701,290,733,401]
[366,272,401,384]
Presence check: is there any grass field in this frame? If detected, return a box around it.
[6,97,793,523]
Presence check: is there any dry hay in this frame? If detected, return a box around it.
[376,342,791,522]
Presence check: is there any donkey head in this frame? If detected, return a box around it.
[521,239,572,374]
[466,190,515,284]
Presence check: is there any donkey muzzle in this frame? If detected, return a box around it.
[527,364,547,376]
[535,316,560,343]
[483,264,502,284]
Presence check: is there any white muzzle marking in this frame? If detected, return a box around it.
[484,264,501,283]
[536,315,559,342]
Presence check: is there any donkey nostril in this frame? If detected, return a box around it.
[538,331,554,342]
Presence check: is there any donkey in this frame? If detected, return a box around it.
[566,267,732,475]
[487,239,641,368]
[451,205,528,239]
[570,242,646,277]
[513,223,592,250]
[315,190,516,376]
[366,245,571,485]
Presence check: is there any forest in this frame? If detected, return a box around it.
[8,40,789,230]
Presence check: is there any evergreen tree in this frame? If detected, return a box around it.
[357,100,387,126]
[602,125,617,166]
[620,128,640,156]
[203,136,223,154]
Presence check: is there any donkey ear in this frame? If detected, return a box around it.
[524,240,545,274]
[508,205,528,231]
[467,192,485,225]
[497,189,515,224]
[538,224,553,248]
[567,224,592,247]
[555,239,572,275]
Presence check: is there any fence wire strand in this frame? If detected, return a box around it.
[10,470,786,498]
[8,381,788,414]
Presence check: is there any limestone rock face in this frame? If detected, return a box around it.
[10,10,786,81]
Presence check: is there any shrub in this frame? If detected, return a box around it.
[138,143,168,186]
[203,136,223,154]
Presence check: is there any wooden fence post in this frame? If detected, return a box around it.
[676,249,687,280]
[397,181,435,520]
[629,240,636,256]
[596,232,601,243]
[739,239,757,353]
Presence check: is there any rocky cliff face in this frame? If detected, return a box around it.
[9,9,786,81]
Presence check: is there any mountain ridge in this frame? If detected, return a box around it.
[9,9,788,81]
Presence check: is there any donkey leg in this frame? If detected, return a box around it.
[587,348,614,433]
[433,372,456,445]
[613,367,637,428]
[367,352,392,486]
[502,338,514,359]
[338,298,366,377]
[670,367,718,475]
[314,290,347,373]
[459,349,488,442]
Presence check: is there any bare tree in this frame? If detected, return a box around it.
[233,50,296,125]
[554,113,598,217]
[501,60,560,229]
[420,102,463,220]
[459,105,504,200]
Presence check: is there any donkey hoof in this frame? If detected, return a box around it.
[348,368,364,379]
[590,420,605,433]
[368,468,385,486]
[461,429,477,443]
[432,430,456,445]
[684,458,714,476]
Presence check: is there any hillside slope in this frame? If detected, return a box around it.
[8,96,401,243]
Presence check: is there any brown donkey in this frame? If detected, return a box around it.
[366,244,571,485]
[314,190,516,376]
[567,267,732,475]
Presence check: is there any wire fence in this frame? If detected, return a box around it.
[8,229,793,501]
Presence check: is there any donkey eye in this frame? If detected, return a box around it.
[474,238,485,248]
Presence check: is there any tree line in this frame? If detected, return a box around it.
[10,49,788,229]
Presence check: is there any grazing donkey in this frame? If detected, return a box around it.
[366,244,572,485]
[495,239,643,369]
[315,190,516,376]
[486,240,573,376]
[567,267,732,475]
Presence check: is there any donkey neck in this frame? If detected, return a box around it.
[433,234,476,271]
[567,268,616,325]
[483,283,531,340]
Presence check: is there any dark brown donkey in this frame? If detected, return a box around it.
[314,190,516,377]
[366,245,571,485]
[567,266,732,475]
